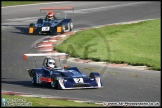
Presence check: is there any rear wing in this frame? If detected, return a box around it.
[24,52,68,68]
[40,6,74,18]
[40,6,74,11]
[23,52,68,61]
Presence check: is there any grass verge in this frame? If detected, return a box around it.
[55,18,161,71]
[1,1,53,7]
[2,94,102,107]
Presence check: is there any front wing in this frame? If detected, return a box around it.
[31,26,62,35]
[57,77,103,89]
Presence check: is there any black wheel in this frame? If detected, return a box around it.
[31,70,37,85]
[61,24,65,34]
[51,74,62,89]
[37,19,43,24]
[89,73,95,79]
[69,22,73,31]
[89,72,100,79]
[29,23,35,27]
[28,23,35,35]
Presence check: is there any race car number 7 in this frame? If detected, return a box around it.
[42,27,50,31]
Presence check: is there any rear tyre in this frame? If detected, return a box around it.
[31,70,37,85]
[61,24,65,34]
[69,22,73,31]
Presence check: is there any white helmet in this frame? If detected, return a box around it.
[47,59,55,68]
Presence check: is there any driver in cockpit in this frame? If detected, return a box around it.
[45,11,57,21]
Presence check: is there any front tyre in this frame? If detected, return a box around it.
[51,74,62,89]
[28,23,35,35]
[51,74,58,89]
[89,72,100,78]
[37,19,43,24]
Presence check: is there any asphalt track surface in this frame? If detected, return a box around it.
[2,1,161,104]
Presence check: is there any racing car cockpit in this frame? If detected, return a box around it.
[42,57,58,75]
[45,11,57,21]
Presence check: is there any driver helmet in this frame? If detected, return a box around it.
[47,11,54,20]
[47,59,55,68]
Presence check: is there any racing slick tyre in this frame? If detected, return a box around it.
[31,70,37,86]
[89,72,100,79]
[51,73,62,89]
[37,19,43,24]
[28,23,35,35]
[61,24,65,34]
[69,21,73,31]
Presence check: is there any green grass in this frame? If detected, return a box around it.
[1,1,53,7]
[55,18,161,71]
[2,94,102,107]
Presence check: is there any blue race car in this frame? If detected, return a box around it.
[24,53,103,90]
[28,7,74,35]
